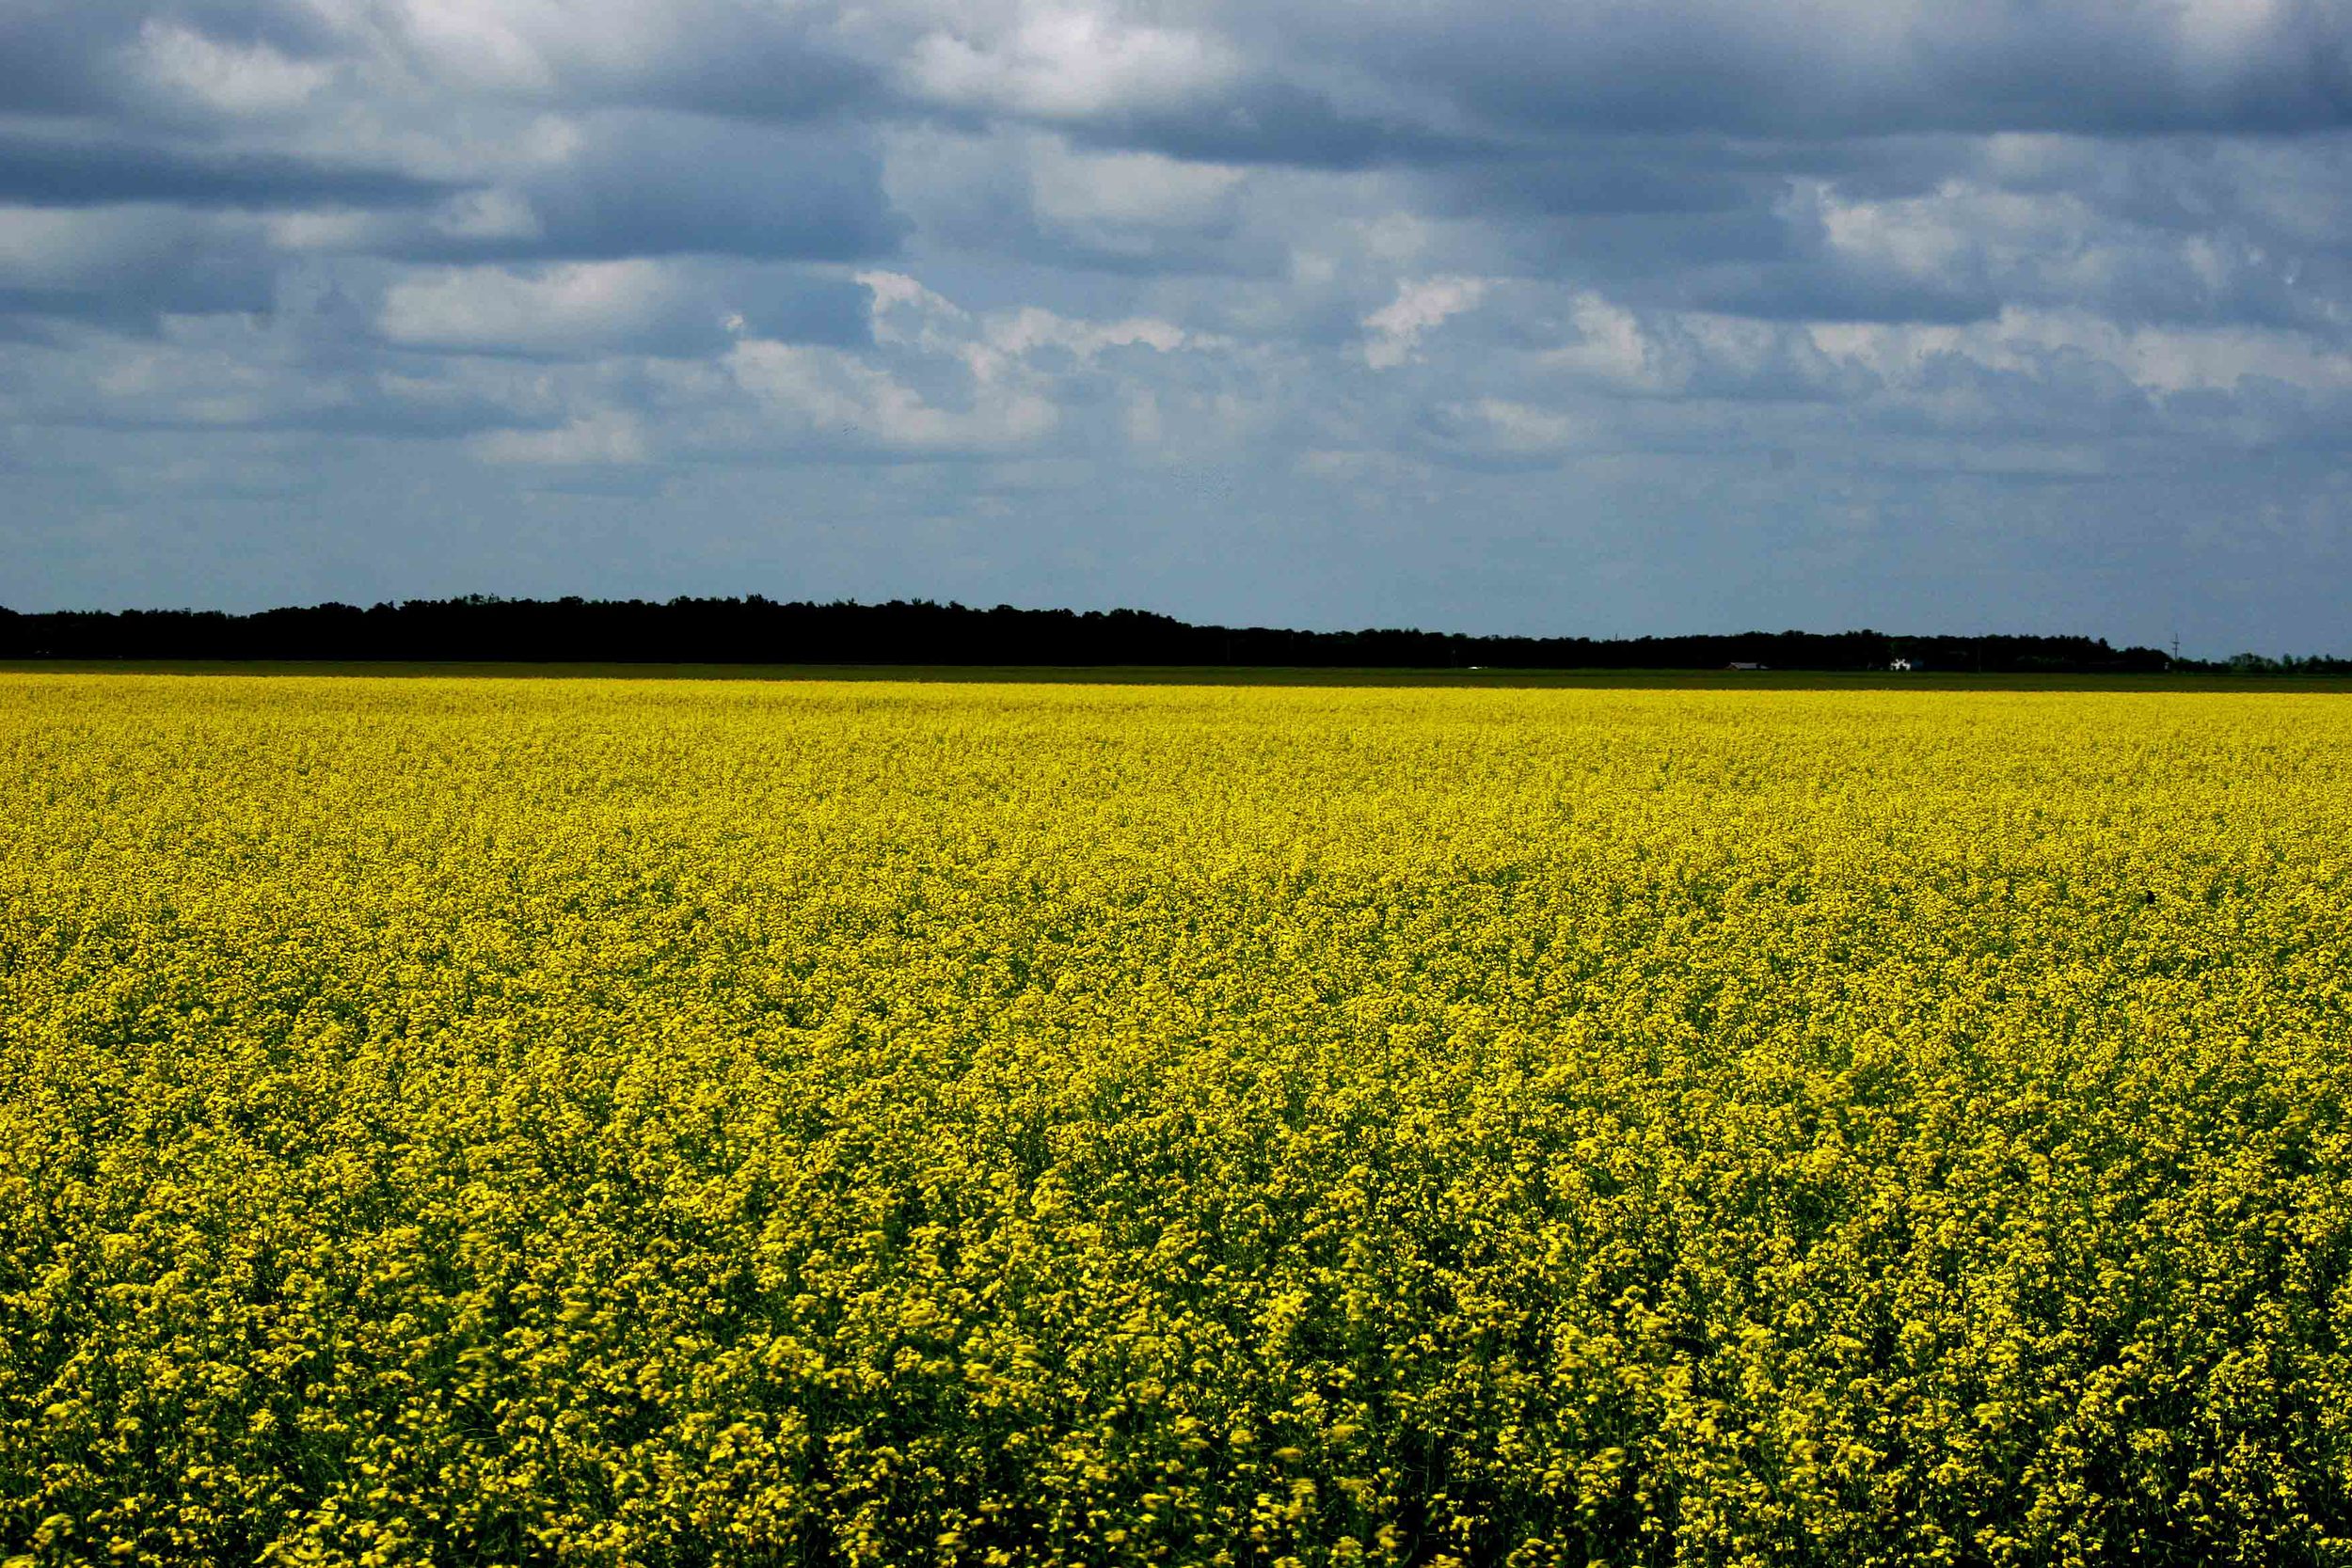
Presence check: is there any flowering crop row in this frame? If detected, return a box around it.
[2,675,2347,1567]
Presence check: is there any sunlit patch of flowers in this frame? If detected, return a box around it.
[3,674,2349,1566]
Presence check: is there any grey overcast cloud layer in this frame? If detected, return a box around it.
[3,1,2350,653]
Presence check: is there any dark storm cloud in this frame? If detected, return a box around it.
[0,269,277,325]
[1671,259,2003,326]
[596,12,882,123]
[1267,0,2352,143]
[0,208,282,325]
[0,135,453,212]
[1438,153,1764,219]
[401,117,907,263]
[1061,83,1502,171]
[0,5,129,114]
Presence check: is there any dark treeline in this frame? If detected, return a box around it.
[0,595,2204,672]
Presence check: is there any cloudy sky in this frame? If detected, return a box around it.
[4,0,2350,652]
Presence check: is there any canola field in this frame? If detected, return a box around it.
[3,673,2349,1568]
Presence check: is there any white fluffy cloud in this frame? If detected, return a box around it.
[379,261,690,355]
[128,20,337,116]
[1363,276,1487,369]
[727,337,1058,451]
[898,4,1238,119]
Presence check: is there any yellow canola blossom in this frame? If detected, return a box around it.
[2,674,2348,1568]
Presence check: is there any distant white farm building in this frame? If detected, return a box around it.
[1727,661,1768,671]
[1890,657,1915,672]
